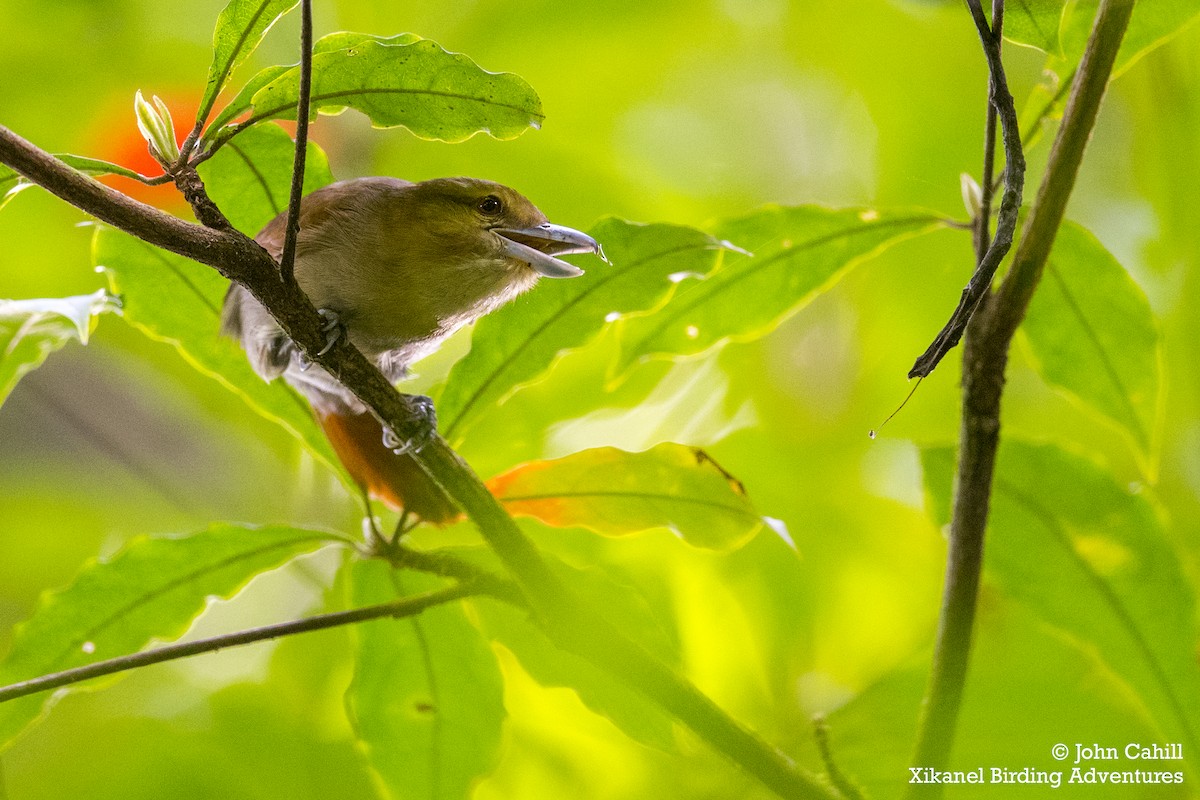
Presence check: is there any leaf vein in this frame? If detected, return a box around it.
[624,215,936,356]
[1045,263,1146,444]
[134,239,222,317]
[998,479,1199,755]
[45,534,338,676]
[442,240,727,439]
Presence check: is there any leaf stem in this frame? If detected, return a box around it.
[0,582,482,705]
[279,0,312,283]
[906,0,1134,790]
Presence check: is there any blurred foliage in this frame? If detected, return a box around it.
[1,0,1199,798]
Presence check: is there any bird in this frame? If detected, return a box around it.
[221,176,602,523]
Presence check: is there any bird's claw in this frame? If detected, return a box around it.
[381,394,438,455]
[316,308,345,356]
[295,309,345,371]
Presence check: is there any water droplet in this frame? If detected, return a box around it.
[604,311,621,323]
[81,641,96,654]
[868,430,877,440]
[685,325,700,339]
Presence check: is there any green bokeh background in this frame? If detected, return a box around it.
[1,0,1198,797]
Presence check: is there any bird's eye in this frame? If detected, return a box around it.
[478,195,503,215]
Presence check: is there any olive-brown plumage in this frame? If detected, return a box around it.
[222,176,600,521]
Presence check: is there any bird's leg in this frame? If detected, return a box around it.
[297,307,346,371]
[381,394,438,455]
[389,508,413,548]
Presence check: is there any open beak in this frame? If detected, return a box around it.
[495,223,601,278]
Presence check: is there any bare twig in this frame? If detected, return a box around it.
[908,0,1025,379]
[279,0,313,283]
[974,1,1003,265]
[0,582,483,704]
[906,0,1135,792]
[813,717,866,800]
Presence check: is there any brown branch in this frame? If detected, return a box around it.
[988,0,1135,342]
[906,0,1135,791]
[0,124,838,800]
[908,0,1025,379]
[0,126,248,275]
[973,0,1003,265]
[279,0,313,283]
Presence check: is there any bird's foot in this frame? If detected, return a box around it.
[316,308,345,355]
[297,308,346,372]
[381,394,438,455]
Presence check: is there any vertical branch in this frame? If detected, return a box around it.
[906,0,1135,793]
[908,7,1012,784]
[973,0,1004,265]
[279,0,313,283]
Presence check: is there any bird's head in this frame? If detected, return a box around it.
[397,177,601,281]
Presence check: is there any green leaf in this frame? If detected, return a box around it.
[93,228,345,479]
[1,156,145,211]
[613,207,943,375]
[197,122,334,236]
[198,0,299,126]
[923,441,1200,764]
[822,600,1177,794]
[1005,0,1069,53]
[0,524,342,751]
[486,444,766,550]
[438,219,733,444]
[346,559,504,800]
[204,33,423,138]
[1022,221,1160,460]
[0,290,120,407]
[206,65,290,136]
[216,33,542,147]
[453,545,680,751]
[1061,0,1200,77]
[1017,1,1200,83]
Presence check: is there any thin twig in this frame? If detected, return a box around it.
[279,0,313,283]
[813,717,866,800]
[906,1,1135,792]
[907,0,1024,379]
[131,172,175,186]
[987,0,1134,341]
[973,0,1003,266]
[0,582,483,704]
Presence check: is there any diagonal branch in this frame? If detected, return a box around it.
[0,582,485,704]
[0,125,839,800]
[908,0,1025,379]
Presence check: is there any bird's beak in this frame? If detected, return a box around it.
[494,223,600,278]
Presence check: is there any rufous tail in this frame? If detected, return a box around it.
[317,409,459,524]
